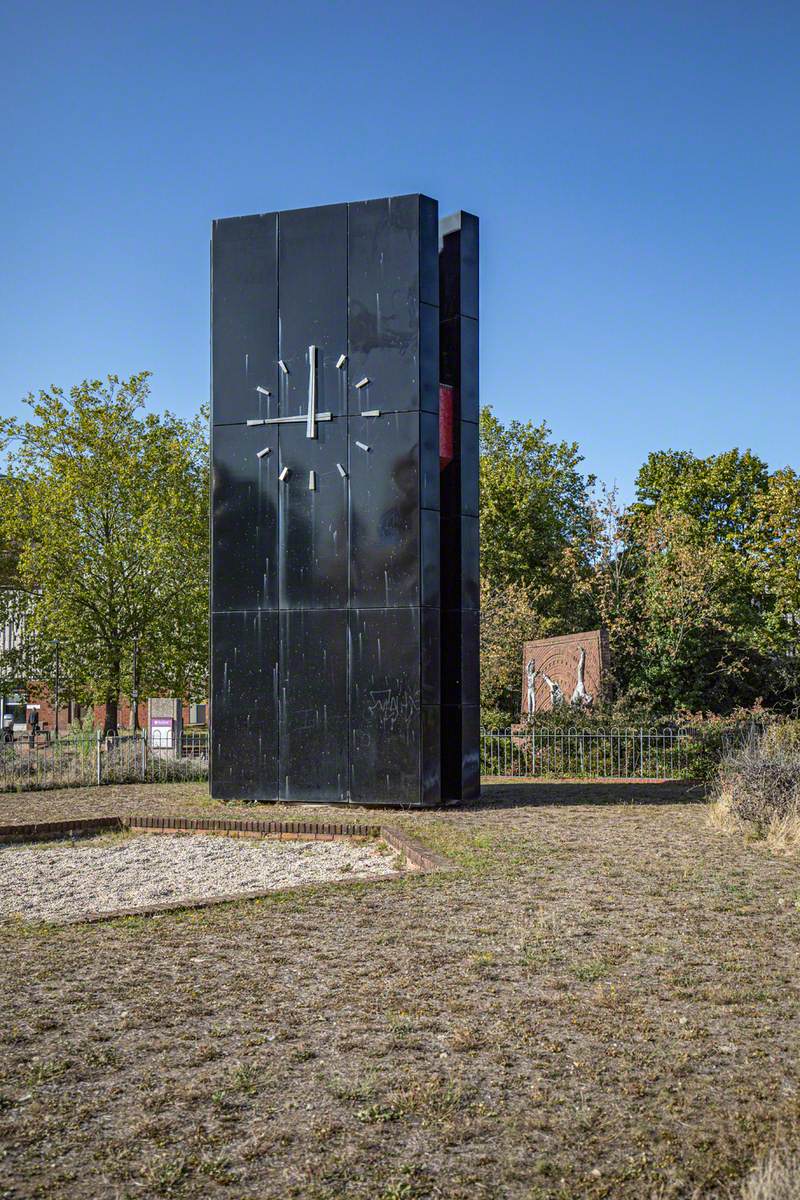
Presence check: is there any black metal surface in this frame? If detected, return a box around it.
[211,214,278,426]
[348,195,438,416]
[279,610,348,802]
[438,211,480,802]
[210,195,478,806]
[211,610,278,800]
[349,607,425,806]
[349,410,424,610]
[279,204,348,419]
[278,419,348,610]
[212,423,278,612]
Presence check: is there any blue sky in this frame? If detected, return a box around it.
[2,0,798,499]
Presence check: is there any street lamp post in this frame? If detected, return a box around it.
[132,638,139,733]
[54,641,60,741]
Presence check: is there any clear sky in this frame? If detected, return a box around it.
[2,0,798,498]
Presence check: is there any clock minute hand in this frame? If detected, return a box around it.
[307,344,317,439]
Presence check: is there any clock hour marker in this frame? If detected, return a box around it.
[278,360,289,374]
[308,470,316,491]
[355,441,370,452]
[255,386,271,397]
[361,410,381,417]
[336,354,347,369]
[247,418,267,426]
[336,462,347,478]
[279,466,290,481]
[355,377,370,389]
[256,446,271,459]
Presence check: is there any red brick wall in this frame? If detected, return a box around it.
[520,629,610,715]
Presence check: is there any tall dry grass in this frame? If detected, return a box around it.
[739,1147,800,1200]
[709,725,800,856]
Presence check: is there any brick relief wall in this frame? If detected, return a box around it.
[520,629,610,715]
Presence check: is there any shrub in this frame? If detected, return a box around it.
[763,720,800,755]
[711,732,800,854]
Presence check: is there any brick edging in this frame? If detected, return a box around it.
[0,816,124,844]
[380,825,456,873]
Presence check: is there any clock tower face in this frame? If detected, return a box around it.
[210,195,479,806]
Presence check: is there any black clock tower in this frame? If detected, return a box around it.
[210,194,478,806]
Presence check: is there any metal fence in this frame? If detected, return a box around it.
[480,725,703,781]
[0,724,735,793]
[0,731,208,793]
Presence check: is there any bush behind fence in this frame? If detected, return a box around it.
[0,723,756,793]
[0,731,208,793]
[480,725,708,781]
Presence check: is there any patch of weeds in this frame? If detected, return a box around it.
[449,1024,485,1052]
[27,1058,72,1087]
[291,1046,317,1062]
[379,1165,432,1200]
[469,950,496,975]
[231,1062,260,1095]
[86,1045,121,1069]
[572,957,612,983]
[197,1153,234,1184]
[141,1153,190,1196]
[392,1076,469,1123]
[387,1011,416,1038]
[355,1102,402,1124]
[329,1073,377,1104]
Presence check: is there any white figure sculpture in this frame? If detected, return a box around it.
[541,671,564,708]
[526,659,537,717]
[570,646,593,707]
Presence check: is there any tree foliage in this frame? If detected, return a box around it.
[479,418,800,720]
[0,375,208,732]
[479,407,596,626]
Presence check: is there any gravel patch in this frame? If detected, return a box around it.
[0,833,396,922]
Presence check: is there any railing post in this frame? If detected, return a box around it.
[96,729,102,785]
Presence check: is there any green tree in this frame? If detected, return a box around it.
[634,447,769,549]
[479,406,596,635]
[479,575,537,721]
[626,447,780,712]
[753,468,800,704]
[0,375,208,733]
[630,510,766,713]
[587,483,643,700]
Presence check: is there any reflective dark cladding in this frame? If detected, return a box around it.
[210,195,478,805]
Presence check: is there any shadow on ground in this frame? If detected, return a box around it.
[470,778,706,810]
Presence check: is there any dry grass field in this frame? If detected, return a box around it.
[1,780,799,1199]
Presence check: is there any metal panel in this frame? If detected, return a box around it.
[460,317,479,424]
[348,195,438,416]
[212,423,278,612]
[419,194,440,308]
[211,610,278,800]
[439,209,479,321]
[212,214,278,426]
[422,704,441,806]
[461,516,480,611]
[349,607,422,805]
[349,411,421,608]
[420,302,440,414]
[441,610,480,707]
[278,419,348,609]
[279,610,348,803]
[421,508,440,608]
[420,410,440,511]
[461,704,481,799]
[278,204,348,419]
[421,606,441,706]
[460,419,479,517]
